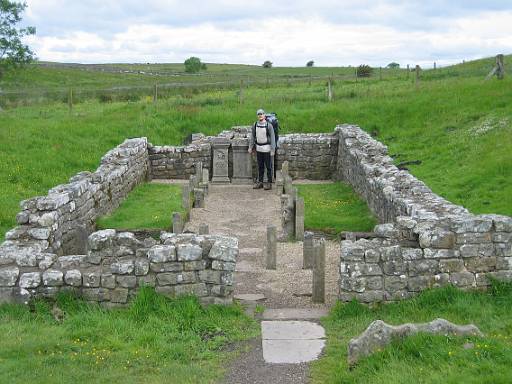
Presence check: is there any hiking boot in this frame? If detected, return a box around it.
[253,182,263,189]
[264,183,272,190]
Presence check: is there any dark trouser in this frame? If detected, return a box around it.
[256,151,272,183]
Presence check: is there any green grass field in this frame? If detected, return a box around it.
[298,182,377,234]
[0,56,511,242]
[96,183,184,231]
[0,287,258,383]
[310,281,512,384]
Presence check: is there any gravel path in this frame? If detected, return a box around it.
[184,184,338,384]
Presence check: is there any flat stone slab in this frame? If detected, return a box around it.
[262,321,325,340]
[234,293,266,302]
[262,339,325,364]
[262,308,329,320]
[261,320,326,364]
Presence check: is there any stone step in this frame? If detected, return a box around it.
[262,307,329,320]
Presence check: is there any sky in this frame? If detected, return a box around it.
[21,0,512,67]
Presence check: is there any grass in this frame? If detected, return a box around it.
[298,182,377,234]
[310,281,512,384]
[0,286,259,383]
[0,56,511,241]
[96,183,184,231]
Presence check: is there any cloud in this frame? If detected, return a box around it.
[22,1,512,66]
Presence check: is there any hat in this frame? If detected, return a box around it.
[256,108,265,115]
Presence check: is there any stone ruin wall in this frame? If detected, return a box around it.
[1,124,511,305]
[335,124,512,302]
[0,229,236,306]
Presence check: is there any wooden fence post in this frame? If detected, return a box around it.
[153,83,158,103]
[496,54,505,79]
[415,65,420,89]
[327,77,333,102]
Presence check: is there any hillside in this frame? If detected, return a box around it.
[0,55,510,240]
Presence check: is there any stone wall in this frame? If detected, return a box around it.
[2,138,149,258]
[276,133,338,180]
[0,230,237,305]
[148,142,211,180]
[336,124,512,302]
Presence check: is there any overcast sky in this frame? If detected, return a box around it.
[22,0,512,67]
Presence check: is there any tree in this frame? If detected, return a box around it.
[306,60,314,67]
[0,1,36,77]
[262,60,272,68]
[387,62,400,69]
[356,64,373,78]
[184,56,204,73]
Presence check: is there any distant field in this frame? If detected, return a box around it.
[0,56,510,240]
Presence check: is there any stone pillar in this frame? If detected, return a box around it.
[193,188,205,208]
[295,197,304,240]
[181,185,191,211]
[231,138,252,184]
[312,238,326,303]
[275,170,284,195]
[280,194,295,241]
[284,175,293,196]
[281,160,289,178]
[198,223,209,235]
[195,162,203,184]
[266,225,277,270]
[172,212,183,234]
[202,168,209,184]
[303,231,314,269]
[211,138,231,184]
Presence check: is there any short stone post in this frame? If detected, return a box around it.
[172,212,183,234]
[202,168,209,184]
[281,161,289,178]
[198,223,209,235]
[211,137,231,184]
[181,184,191,211]
[266,225,277,270]
[303,231,314,269]
[295,197,304,241]
[496,54,505,80]
[232,138,252,184]
[195,162,203,184]
[189,175,196,191]
[312,238,326,303]
[415,65,420,89]
[275,170,284,196]
[193,188,205,208]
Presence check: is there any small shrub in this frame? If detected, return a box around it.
[262,60,272,68]
[306,60,314,67]
[357,64,373,78]
[98,93,112,103]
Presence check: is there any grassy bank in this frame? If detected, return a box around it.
[298,182,377,234]
[96,183,184,231]
[0,58,511,241]
[0,287,258,383]
[311,282,512,383]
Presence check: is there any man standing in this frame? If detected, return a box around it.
[248,108,276,190]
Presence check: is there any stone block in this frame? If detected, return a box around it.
[496,257,512,270]
[210,285,234,297]
[65,270,83,286]
[384,276,407,292]
[184,261,206,271]
[28,228,51,241]
[401,248,423,260]
[88,229,116,251]
[176,272,197,284]
[199,270,222,284]
[221,272,234,286]
[117,276,137,288]
[495,243,512,257]
[366,276,383,290]
[364,249,380,263]
[82,288,110,302]
[424,249,460,259]
[101,273,116,288]
[38,253,57,270]
[491,216,512,232]
[439,259,464,273]
[408,259,439,276]
[134,258,150,276]
[155,285,175,298]
[117,232,140,248]
[432,273,450,287]
[456,233,492,245]
[83,271,101,287]
[19,272,41,288]
[111,260,135,275]
[464,257,497,273]
[339,276,366,293]
[493,232,512,243]
[85,251,102,265]
[340,262,382,277]
[208,237,238,262]
[459,244,478,258]
[419,229,455,249]
[110,288,129,304]
[374,224,399,238]
[356,291,385,303]
[42,270,64,286]
[450,272,475,287]
[382,260,406,276]
[138,275,156,287]
[174,283,208,297]
[408,275,434,292]
[451,217,493,233]
[380,246,401,261]
[0,267,19,287]
[150,262,183,273]
[157,273,178,286]
[211,260,236,271]
[341,244,365,261]
[147,245,176,263]
[177,244,203,261]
